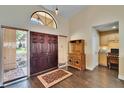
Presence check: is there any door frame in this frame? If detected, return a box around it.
[92,21,119,71]
[0,27,4,86]
[0,25,29,86]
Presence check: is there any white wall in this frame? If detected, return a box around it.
[58,36,68,66]
[91,28,99,69]
[69,5,124,80]
[0,5,40,29]
[0,5,69,36]
[0,5,69,85]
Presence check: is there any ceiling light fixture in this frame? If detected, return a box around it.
[55,5,59,15]
[112,26,116,29]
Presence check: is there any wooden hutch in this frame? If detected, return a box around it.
[68,40,85,70]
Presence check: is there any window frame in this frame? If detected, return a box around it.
[30,11,57,29]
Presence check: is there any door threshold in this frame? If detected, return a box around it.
[3,76,28,87]
[0,83,4,88]
[30,67,58,77]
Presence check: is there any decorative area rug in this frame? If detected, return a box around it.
[37,69,72,88]
[4,68,25,82]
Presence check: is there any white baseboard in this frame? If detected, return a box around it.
[59,64,67,68]
[86,64,99,71]
[118,74,124,80]
[60,64,95,71]
[86,67,94,71]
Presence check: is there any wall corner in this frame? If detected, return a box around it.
[118,74,124,80]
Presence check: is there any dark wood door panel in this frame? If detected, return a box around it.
[30,32,58,75]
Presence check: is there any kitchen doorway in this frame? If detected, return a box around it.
[93,21,119,71]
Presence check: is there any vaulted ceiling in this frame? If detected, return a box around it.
[42,5,88,19]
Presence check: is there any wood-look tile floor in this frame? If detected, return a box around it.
[5,66,124,88]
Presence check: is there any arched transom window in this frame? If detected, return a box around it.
[31,11,57,29]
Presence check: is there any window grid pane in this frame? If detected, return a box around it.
[31,11,57,29]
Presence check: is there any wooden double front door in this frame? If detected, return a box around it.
[30,32,58,75]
